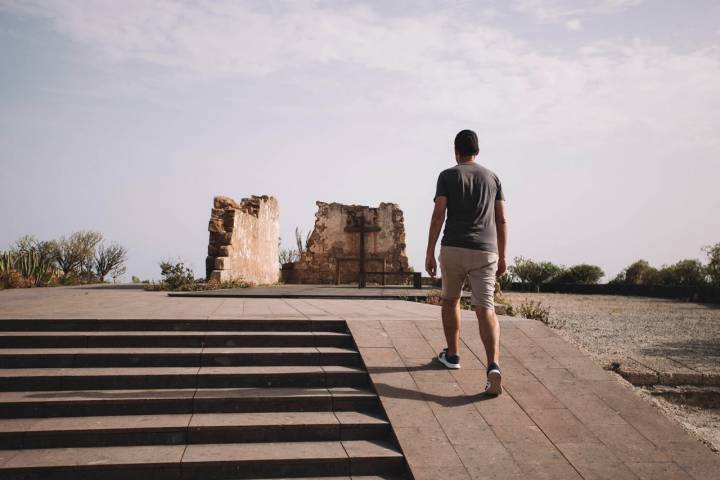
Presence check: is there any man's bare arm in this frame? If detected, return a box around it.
[425,196,447,277]
[495,200,508,277]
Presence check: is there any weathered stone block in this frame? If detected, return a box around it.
[205,195,280,284]
[208,218,225,233]
[617,358,660,386]
[211,232,233,245]
[214,196,242,210]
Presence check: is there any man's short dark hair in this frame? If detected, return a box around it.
[454,129,479,156]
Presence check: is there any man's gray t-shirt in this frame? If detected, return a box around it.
[434,162,504,253]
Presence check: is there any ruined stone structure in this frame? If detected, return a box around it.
[206,195,279,284]
[282,202,411,285]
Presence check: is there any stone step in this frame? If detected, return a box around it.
[0,365,369,391]
[0,386,380,418]
[245,477,406,480]
[0,318,408,479]
[247,477,406,480]
[0,411,391,449]
[0,330,355,348]
[0,440,405,479]
[0,347,361,368]
[0,318,348,332]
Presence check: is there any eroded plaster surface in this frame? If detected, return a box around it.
[283,201,410,284]
[206,195,279,284]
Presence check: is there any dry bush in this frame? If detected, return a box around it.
[94,243,128,282]
[6,271,33,288]
[424,289,442,306]
[517,299,551,324]
[415,289,473,310]
[202,279,252,290]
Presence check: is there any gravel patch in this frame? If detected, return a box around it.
[503,292,720,373]
[503,292,720,452]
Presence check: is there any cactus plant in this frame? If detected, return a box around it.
[2,250,54,287]
[0,251,14,288]
[0,251,12,274]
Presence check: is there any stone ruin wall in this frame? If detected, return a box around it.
[206,195,279,284]
[283,201,410,284]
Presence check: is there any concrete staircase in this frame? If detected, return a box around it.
[0,318,408,479]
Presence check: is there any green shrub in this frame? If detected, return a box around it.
[497,273,513,291]
[611,260,660,285]
[159,261,196,290]
[704,243,720,286]
[613,254,717,288]
[509,256,563,291]
[554,264,604,284]
[657,259,707,287]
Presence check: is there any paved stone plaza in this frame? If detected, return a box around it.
[0,286,718,479]
[168,284,458,300]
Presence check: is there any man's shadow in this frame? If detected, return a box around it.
[367,358,496,406]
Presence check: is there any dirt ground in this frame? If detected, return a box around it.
[503,292,720,373]
[503,292,720,452]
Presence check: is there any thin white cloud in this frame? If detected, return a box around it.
[512,0,643,22]
[565,18,582,31]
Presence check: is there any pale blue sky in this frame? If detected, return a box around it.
[1,0,719,281]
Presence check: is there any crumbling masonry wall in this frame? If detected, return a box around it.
[283,201,410,284]
[206,195,279,284]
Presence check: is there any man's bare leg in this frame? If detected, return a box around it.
[475,306,500,365]
[441,298,461,355]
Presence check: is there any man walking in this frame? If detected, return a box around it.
[425,129,507,395]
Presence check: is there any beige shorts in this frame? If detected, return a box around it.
[439,246,498,309]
